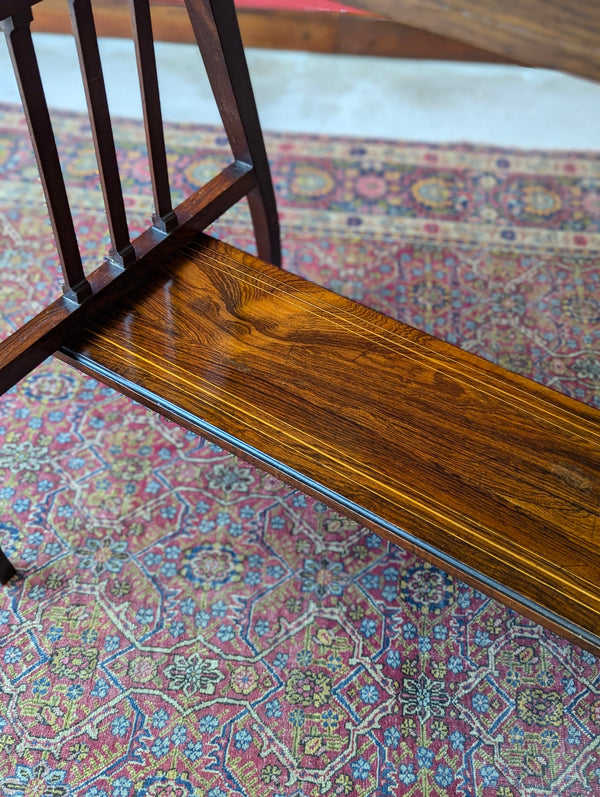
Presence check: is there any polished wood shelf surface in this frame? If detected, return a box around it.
[61,234,600,652]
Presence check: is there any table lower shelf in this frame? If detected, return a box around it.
[58,232,600,652]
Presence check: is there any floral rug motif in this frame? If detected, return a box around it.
[0,103,599,797]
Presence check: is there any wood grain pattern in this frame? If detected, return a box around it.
[349,0,600,81]
[60,234,600,653]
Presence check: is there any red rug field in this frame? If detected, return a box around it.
[0,103,599,796]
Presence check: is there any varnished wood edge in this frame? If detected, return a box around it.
[57,346,600,656]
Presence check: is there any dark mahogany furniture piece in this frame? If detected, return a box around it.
[1,0,600,654]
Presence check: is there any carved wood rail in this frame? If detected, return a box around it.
[1,0,600,654]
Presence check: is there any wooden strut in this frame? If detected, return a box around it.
[128,0,178,232]
[68,0,137,267]
[1,4,92,302]
[184,0,281,265]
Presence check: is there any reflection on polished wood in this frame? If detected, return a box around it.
[348,0,600,80]
[60,234,600,653]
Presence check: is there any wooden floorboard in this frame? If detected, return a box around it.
[349,0,600,81]
[31,1,514,62]
[60,233,600,653]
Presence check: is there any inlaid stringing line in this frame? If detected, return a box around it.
[83,328,600,601]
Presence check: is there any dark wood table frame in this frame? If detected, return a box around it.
[1,0,600,655]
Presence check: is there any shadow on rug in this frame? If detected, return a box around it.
[0,103,599,796]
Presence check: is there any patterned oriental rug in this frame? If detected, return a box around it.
[0,102,599,797]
